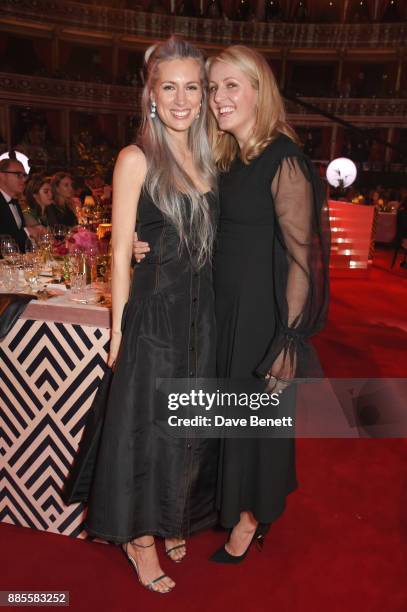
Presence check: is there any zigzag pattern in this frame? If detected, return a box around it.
[0,318,110,540]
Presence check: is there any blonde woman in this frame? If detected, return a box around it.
[206,46,330,562]
[47,172,77,226]
[63,37,218,593]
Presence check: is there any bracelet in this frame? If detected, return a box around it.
[265,374,290,384]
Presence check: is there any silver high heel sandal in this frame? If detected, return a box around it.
[122,539,174,594]
[165,539,187,563]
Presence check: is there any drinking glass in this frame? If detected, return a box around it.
[23,262,39,290]
[52,224,68,244]
[68,248,83,277]
[38,232,53,263]
[2,265,19,292]
[51,259,64,282]
[1,238,19,262]
[0,261,6,289]
[0,234,12,257]
[25,236,39,254]
[70,271,87,302]
[87,245,99,287]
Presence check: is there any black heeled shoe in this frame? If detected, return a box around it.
[122,540,174,594]
[165,539,187,563]
[209,524,267,564]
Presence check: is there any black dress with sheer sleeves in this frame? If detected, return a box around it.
[62,188,219,543]
[213,133,330,527]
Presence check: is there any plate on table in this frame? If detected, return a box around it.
[39,267,53,277]
[69,288,103,305]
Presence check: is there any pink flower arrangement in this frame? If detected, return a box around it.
[52,241,69,256]
[66,227,100,255]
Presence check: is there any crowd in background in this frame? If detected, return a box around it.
[342,186,407,211]
[20,169,407,230]
[20,171,112,241]
[2,151,405,257]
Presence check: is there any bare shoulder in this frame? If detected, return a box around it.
[115,144,147,179]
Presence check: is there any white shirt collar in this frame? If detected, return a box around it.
[0,188,13,203]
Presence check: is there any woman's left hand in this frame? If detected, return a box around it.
[265,349,297,395]
[133,232,150,263]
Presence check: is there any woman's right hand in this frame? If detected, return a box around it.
[133,232,150,263]
[108,330,122,369]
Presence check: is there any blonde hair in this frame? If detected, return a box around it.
[50,171,75,211]
[140,36,217,269]
[206,45,299,172]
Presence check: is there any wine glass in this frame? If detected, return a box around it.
[25,236,39,254]
[1,238,20,263]
[38,231,53,247]
[52,224,67,244]
[0,234,12,257]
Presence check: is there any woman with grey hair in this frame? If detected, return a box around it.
[63,37,218,593]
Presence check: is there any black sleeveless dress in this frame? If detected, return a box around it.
[63,188,219,543]
[213,134,330,527]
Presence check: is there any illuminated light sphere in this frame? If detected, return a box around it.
[326,157,357,188]
[0,150,31,175]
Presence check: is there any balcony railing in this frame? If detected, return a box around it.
[1,73,406,123]
[1,0,406,48]
[0,72,140,113]
[285,97,407,121]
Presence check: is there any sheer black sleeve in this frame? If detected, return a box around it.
[255,155,330,380]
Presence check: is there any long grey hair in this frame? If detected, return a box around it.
[140,36,217,268]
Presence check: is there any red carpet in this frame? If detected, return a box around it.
[1,248,406,612]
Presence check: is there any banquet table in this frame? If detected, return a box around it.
[0,292,110,540]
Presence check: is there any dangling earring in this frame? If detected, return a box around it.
[196,102,202,120]
[150,101,157,119]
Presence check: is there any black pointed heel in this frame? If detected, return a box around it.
[254,522,269,551]
[209,524,266,564]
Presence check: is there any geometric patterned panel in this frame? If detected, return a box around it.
[0,318,110,540]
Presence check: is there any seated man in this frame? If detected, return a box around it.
[0,157,30,253]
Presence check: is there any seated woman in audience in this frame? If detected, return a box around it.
[23,173,53,239]
[47,172,78,226]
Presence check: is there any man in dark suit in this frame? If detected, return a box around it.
[0,157,30,253]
